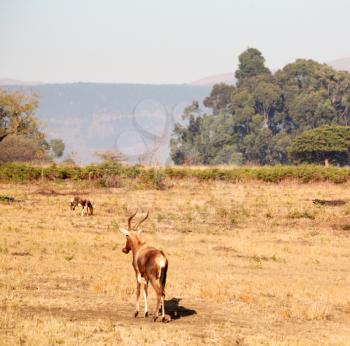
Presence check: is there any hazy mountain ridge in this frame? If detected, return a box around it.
[190,57,350,86]
[327,57,350,71]
[190,73,235,86]
[0,78,43,86]
[4,83,210,163]
[2,57,349,163]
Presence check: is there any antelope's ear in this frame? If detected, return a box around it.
[119,228,130,236]
[137,228,143,234]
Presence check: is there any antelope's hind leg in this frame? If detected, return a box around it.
[150,277,162,321]
[161,295,165,320]
[143,282,149,317]
[134,281,141,318]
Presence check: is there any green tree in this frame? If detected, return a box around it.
[0,89,49,162]
[288,125,350,165]
[253,80,281,128]
[0,89,39,142]
[0,135,39,163]
[203,83,235,115]
[50,138,65,158]
[275,59,350,131]
[235,48,270,85]
[94,150,127,163]
[170,101,204,165]
[170,48,350,166]
[340,93,350,125]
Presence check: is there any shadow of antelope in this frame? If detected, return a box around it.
[165,298,197,320]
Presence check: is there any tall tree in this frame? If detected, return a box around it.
[170,101,203,165]
[170,48,350,165]
[235,48,271,85]
[0,90,39,142]
[0,89,50,162]
[253,80,281,128]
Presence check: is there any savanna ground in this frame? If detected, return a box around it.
[0,178,350,345]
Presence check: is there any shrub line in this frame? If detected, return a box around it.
[1,162,350,184]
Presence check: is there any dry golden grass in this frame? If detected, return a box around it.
[1,179,350,345]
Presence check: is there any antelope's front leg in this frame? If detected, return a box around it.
[134,281,141,317]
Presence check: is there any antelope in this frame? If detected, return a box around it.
[119,210,169,322]
[70,197,93,216]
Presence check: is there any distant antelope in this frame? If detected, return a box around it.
[119,210,169,322]
[70,197,93,216]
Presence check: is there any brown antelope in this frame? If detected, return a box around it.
[70,197,93,216]
[119,210,169,322]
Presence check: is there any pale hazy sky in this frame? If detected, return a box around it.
[1,0,349,84]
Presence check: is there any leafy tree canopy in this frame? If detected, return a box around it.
[170,48,350,165]
[0,89,54,163]
[0,89,39,142]
[288,125,350,165]
[94,150,127,163]
[50,138,65,158]
[235,48,271,85]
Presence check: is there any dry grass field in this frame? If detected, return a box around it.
[1,178,350,345]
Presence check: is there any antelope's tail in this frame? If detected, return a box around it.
[159,259,168,296]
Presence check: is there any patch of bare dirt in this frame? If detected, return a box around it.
[0,297,199,325]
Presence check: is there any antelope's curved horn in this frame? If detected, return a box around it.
[128,209,138,229]
[135,210,149,230]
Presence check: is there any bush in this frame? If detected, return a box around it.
[140,168,167,190]
[289,125,350,165]
[0,163,41,182]
[98,175,123,188]
[1,162,350,184]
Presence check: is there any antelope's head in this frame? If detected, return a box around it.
[119,210,149,254]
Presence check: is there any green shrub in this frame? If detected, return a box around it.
[140,168,167,190]
[1,162,350,184]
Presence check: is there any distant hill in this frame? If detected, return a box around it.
[191,73,235,86]
[328,57,350,72]
[190,57,350,86]
[2,57,349,163]
[0,78,43,86]
[3,83,210,164]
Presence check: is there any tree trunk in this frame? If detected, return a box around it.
[324,158,329,167]
[263,111,268,128]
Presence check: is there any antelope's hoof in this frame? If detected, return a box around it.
[144,311,149,318]
[153,316,158,322]
[134,311,139,318]
[162,316,171,323]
